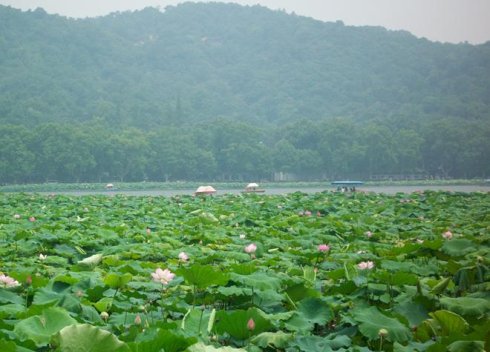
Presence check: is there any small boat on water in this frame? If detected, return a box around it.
[331,180,363,192]
[242,182,265,193]
[194,185,217,196]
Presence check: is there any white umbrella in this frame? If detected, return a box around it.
[195,185,216,195]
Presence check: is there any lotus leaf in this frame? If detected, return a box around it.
[52,324,130,352]
[441,239,477,257]
[215,308,272,340]
[251,331,293,349]
[440,297,490,317]
[353,306,411,342]
[14,307,77,346]
[178,264,229,289]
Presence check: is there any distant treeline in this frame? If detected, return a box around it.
[0,3,489,183]
[1,117,488,184]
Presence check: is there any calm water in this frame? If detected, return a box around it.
[48,185,490,197]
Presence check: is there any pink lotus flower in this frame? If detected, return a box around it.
[247,318,256,331]
[0,274,20,288]
[134,314,142,325]
[304,210,312,217]
[178,252,189,262]
[151,268,175,285]
[318,244,330,252]
[442,231,453,240]
[357,261,375,270]
[244,243,257,254]
[29,216,36,222]
[365,231,373,238]
[146,227,151,235]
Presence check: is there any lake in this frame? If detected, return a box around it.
[47,184,490,196]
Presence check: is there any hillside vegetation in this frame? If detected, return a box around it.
[0,3,489,182]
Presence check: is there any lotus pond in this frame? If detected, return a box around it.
[0,191,488,351]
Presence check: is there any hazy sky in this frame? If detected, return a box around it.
[1,0,489,44]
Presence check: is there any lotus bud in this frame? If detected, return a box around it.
[247,318,255,331]
[100,311,109,321]
[378,328,388,337]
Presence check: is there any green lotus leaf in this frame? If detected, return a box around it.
[178,264,229,289]
[230,272,281,290]
[0,289,24,304]
[251,331,293,349]
[14,307,77,346]
[440,297,490,317]
[393,341,435,352]
[103,272,132,289]
[393,296,430,326]
[215,308,272,340]
[129,328,196,352]
[447,340,485,352]
[285,298,333,333]
[292,335,351,352]
[353,306,411,342]
[53,274,79,286]
[52,324,130,352]
[80,304,104,324]
[181,308,213,336]
[32,286,81,312]
[217,285,252,297]
[0,303,26,318]
[441,239,477,257]
[229,263,257,275]
[285,283,321,302]
[430,310,468,336]
[253,289,285,311]
[0,339,16,352]
[93,297,113,313]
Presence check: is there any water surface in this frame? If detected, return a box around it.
[46,185,490,196]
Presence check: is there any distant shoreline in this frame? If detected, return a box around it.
[1,179,487,193]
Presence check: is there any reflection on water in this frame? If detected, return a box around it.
[48,185,489,197]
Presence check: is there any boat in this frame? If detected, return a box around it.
[331,180,363,192]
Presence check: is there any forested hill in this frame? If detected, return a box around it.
[1,2,489,127]
[0,3,489,183]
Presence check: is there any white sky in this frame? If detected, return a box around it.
[1,0,489,44]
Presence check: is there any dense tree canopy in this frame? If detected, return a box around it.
[0,3,489,183]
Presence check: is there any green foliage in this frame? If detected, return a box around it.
[178,264,229,289]
[0,191,488,350]
[0,4,489,183]
[14,307,77,346]
[52,324,130,352]
[352,306,411,342]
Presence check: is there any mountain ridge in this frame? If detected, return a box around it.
[0,2,489,183]
[1,2,489,129]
